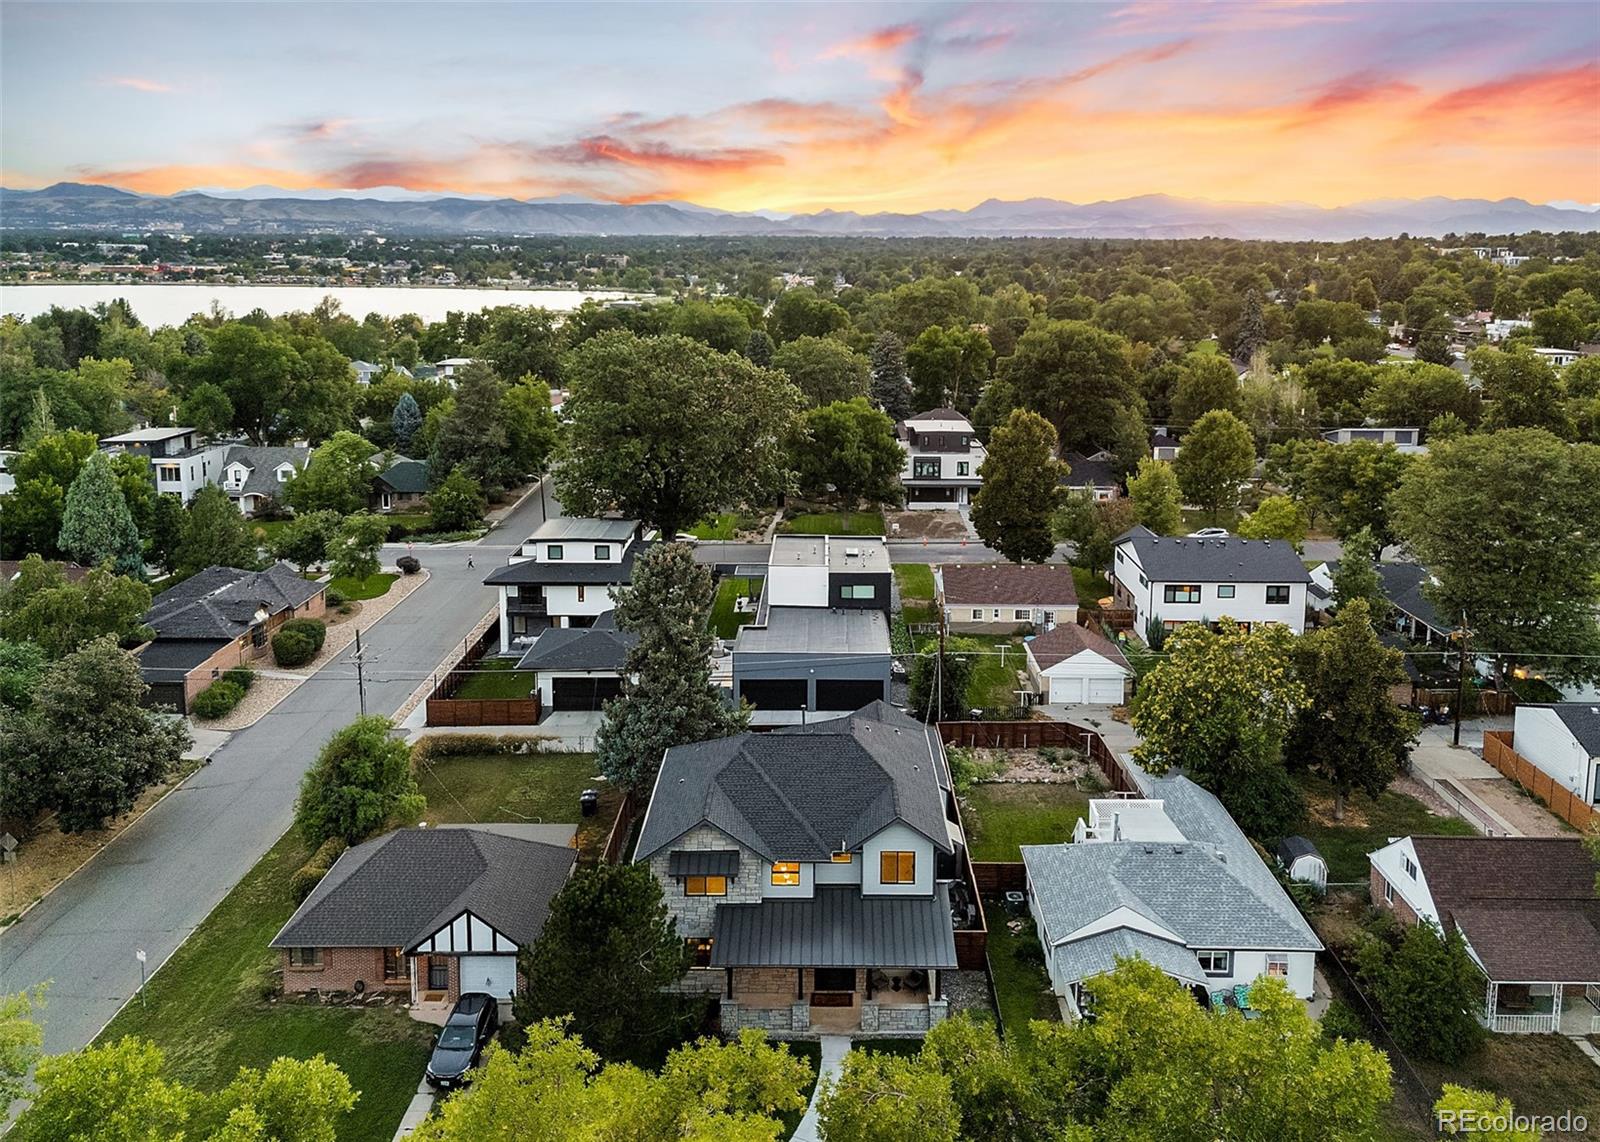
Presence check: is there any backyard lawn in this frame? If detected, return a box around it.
[687,511,766,541]
[451,657,538,700]
[983,908,1060,1049]
[895,563,937,626]
[328,571,398,600]
[963,782,1091,861]
[1294,773,1477,883]
[916,633,1028,712]
[250,519,291,544]
[1402,1035,1600,1142]
[779,509,886,536]
[412,749,620,862]
[1071,564,1108,606]
[711,576,762,640]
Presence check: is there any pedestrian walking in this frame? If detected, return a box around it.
[466,554,475,568]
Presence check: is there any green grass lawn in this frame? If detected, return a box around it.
[451,657,538,700]
[1294,773,1477,883]
[1179,507,1245,532]
[250,519,292,544]
[779,509,886,536]
[775,1040,823,1136]
[893,563,935,601]
[711,576,762,640]
[1402,1035,1600,1142]
[916,633,1028,712]
[983,908,1060,1049]
[687,511,766,541]
[94,832,435,1142]
[963,783,1091,861]
[1071,564,1107,606]
[412,750,620,862]
[328,572,398,601]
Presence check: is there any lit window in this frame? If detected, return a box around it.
[1164,585,1201,604]
[1265,585,1291,605]
[831,851,853,863]
[1265,954,1289,978]
[684,875,727,896]
[577,585,586,602]
[288,947,323,968]
[686,937,714,968]
[1217,585,1236,599]
[771,862,800,886]
[547,544,564,561]
[879,851,916,884]
[1196,950,1231,976]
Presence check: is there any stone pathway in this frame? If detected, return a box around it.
[791,1035,851,1142]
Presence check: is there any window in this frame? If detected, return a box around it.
[813,967,855,992]
[992,609,1001,620]
[840,584,876,600]
[1115,550,1125,564]
[576,585,586,602]
[956,462,969,476]
[1265,585,1291,605]
[546,544,564,560]
[1164,584,1201,604]
[771,861,801,887]
[1383,880,1394,904]
[684,875,727,896]
[879,851,916,884]
[1013,609,1031,621]
[1265,954,1289,978]
[428,959,449,990]
[1217,585,1236,599]
[383,947,405,980]
[686,937,714,968]
[971,609,983,620]
[1403,857,1417,880]
[831,851,853,863]
[157,464,181,482]
[1196,950,1231,976]
[1138,573,1148,588]
[913,458,940,478]
[288,947,322,968]
[594,544,610,560]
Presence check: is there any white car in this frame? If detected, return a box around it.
[1187,527,1230,539]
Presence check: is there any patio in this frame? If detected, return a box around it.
[1482,981,1600,1035]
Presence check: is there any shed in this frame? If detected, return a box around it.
[1276,836,1328,890]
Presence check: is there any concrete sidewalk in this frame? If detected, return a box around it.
[791,1035,851,1142]
[391,1077,435,1140]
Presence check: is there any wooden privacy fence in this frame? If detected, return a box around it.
[971,862,1026,894]
[424,621,542,727]
[1483,730,1596,832]
[939,720,1140,794]
[602,791,638,865]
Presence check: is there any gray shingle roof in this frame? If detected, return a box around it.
[1545,704,1600,756]
[271,825,576,950]
[1376,562,1448,634]
[1276,835,1323,865]
[709,884,958,968]
[1053,928,1207,987]
[146,562,324,640]
[375,457,430,495]
[1062,452,1120,489]
[515,624,637,672]
[136,637,232,680]
[483,542,647,587]
[219,445,310,498]
[635,702,953,863]
[1114,532,1311,585]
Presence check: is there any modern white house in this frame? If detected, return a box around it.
[1534,347,1580,369]
[435,357,476,381]
[1025,623,1131,706]
[482,518,648,654]
[1150,431,1180,462]
[1023,777,1322,1020]
[1110,526,1312,638]
[100,426,224,503]
[1509,705,1600,808]
[1320,426,1425,454]
[897,408,985,510]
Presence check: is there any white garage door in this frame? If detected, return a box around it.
[1049,676,1085,704]
[1088,677,1123,704]
[458,955,517,999]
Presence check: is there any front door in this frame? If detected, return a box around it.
[813,967,855,996]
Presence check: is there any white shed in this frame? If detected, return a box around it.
[1275,836,1328,891]
[1025,623,1131,706]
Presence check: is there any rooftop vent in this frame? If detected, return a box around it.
[845,547,861,558]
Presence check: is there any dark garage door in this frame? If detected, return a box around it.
[815,678,887,710]
[145,681,189,713]
[551,676,624,711]
[737,678,808,709]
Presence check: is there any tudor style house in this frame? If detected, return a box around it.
[1023,776,1322,1020]
[635,702,971,1037]
[1111,526,1312,638]
[483,518,648,655]
[731,535,893,725]
[271,824,576,1018]
[897,408,985,509]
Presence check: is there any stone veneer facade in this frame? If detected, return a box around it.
[646,823,764,936]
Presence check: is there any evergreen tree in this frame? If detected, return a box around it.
[58,451,143,576]
[429,361,515,493]
[868,331,912,420]
[176,485,261,575]
[1236,288,1268,360]
[390,391,423,450]
[744,327,775,367]
[971,409,1068,563]
[1356,920,1484,1063]
[1414,318,1454,366]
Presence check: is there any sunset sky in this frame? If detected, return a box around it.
[3,1,1597,212]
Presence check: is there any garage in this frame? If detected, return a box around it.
[737,677,809,709]
[1087,676,1124,704]
[1025,624,1132,707]
[458,955,518,999]
[815,678,888,710]
[551,675,623,710]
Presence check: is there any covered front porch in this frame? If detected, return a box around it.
[1482,980,1600,1035]
[720,966,949,1035]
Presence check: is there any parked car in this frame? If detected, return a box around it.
[1186,527,1230,539]
[425,992,499,1089]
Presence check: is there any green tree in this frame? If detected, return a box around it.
[908,637,981,722]
[429,361,517,494]
[1173,408,1254,522]
[1290,601,1418,819]
[1235,287,1269,359]
[20,1036,192,1141]
[58,450,143,575]
[270,509,342,573]
[1171,350,1240,426]
[1331,526,1389,622]
[868,330,911,420]
[768,287,850,344]
[390,391,423,450]
[905,325,993,415]
[502,376,560,476]
[293,715,424,848]
[1434,1085,1541,1141]
[329,512,390,583]
[1414,317,1455,366]
[745,327,775,367]
[594,543,746,790]
[1473,345,1572,434]
[480,306,563,385]
[557,332,802,539]
[818,1048,960,1142]
[772,336,870,407]
[285,431,377,516]
[1131,621,1307,837]
[1390,429,1600,683]
[428,469,485,532]
[0,986,45,1107]
[0,429,98,560]
[0,557,152,659]
[791,398,903,504]
[177,485,261,575]
[1355,920,1484,1063]
[177,381,234,440]
[1,636,189,832]
[516,865,695,1065]
[0,638,46,710]
[867,275,981,341]
[1362,362,1480,428]
[996,320,1145,472]
[1126,458,1181,534]
[143,493,187,572]
[669,299,753,353]
[1302,440,1412,542]
[1236,494,1309,551]
[971,409,1068,563]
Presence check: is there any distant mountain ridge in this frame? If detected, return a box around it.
[4,182,1598,240]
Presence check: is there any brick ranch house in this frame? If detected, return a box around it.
[271,824,576,1017]
[136,562,327,713]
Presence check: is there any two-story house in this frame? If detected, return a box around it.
[732,535,893,725]
[1320,426,1426,454]
[1110,526,1311,638]
[482,518,648,655]
[100,426,227,503]
[897,408,984,510]
[217,445,311,516]
[1023,777,1322,1020]
[636,702,969,1037]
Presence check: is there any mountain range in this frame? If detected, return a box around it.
[4,182,1599,241]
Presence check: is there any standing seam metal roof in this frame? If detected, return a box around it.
[709,884,958,968]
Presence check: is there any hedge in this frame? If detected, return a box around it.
[281,617,327,652]
[410,733,556,764]
[289,836,349,903]
[222,666,255,692]
[192,678,246,720]
[272,628,316,668]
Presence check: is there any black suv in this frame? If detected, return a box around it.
[425,992,499,1089]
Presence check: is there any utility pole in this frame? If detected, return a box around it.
[1452,610,1468,748]
[354,627,368,717]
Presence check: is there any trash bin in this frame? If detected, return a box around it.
[580,789,599,817]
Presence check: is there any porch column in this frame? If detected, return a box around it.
[932,969,941,1001]
[725,967,734,1001]
[1485,978,1497,1028]
[409,956,417,1008]
[1553,983,1564,1028]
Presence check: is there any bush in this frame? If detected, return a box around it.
[272,628,316,668]
[325,589,346,607]
[289,836,348,903]
[396,555,421,575]
[222,666,255,692]
[192,678,245,719]
[1320,999,1369,1044]
[409,732,554,764]
[281,617,327,652]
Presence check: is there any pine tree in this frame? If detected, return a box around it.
[57,451,143,575]
[390,392,423,451]
[1236,288,1268,361]
[868,331,911,420]
[744,328,775,367]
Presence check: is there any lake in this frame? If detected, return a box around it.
[0,283,640,326]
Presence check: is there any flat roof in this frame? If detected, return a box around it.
[101,426,196,443]
[733,606,890,655]
[768,535,890,573]
[1089,799,1186,843]
[523,517,640,543]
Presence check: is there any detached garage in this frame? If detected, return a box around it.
[516,616,637,712]
[1026,623,1131,707]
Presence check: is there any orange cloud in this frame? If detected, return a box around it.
[1427,60,1600,118]
[74,163,335,194]
[821,23,920,60]
[102,76,175,94]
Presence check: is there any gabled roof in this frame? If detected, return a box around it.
[635,701,953,863]
[515,623,637,672]
[271,825,577,950]
[1538,704,1600,757]
[1375,562,1448,634]
[1062,452,1120,488]
[145,562,324,640]
[941,563,1078,607]
[1113,531,1311,585]
[220,445,310,497]
[1276,835,1323,865]
[1053,928,1207,987]
[375,457,430,494]
[1026,623,1129,672]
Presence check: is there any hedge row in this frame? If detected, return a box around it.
[289,836,349,903]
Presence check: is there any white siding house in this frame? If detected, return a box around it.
[1111,526,1311,638]
[1510,705,1600,807]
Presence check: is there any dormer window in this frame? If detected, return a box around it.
[594,544,611,560]
[771,861,800,886]
[879,851,916,884]
[547,544,564,561]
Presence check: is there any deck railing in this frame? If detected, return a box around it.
[1481,1011,1559,1034]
